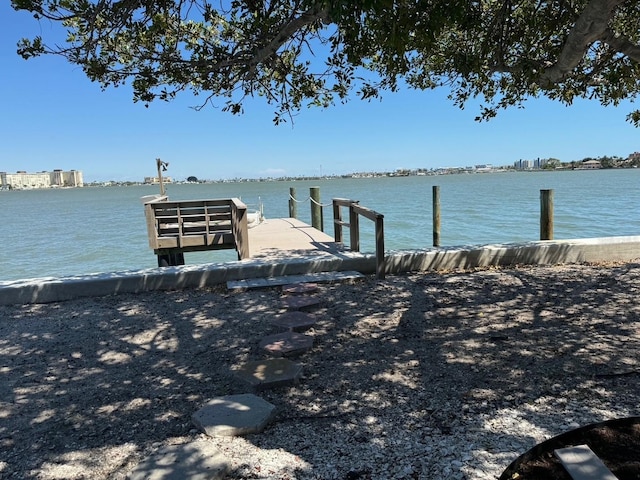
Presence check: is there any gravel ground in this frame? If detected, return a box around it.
[1,262,640,479]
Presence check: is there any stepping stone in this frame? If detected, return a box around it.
[282,295,321,310]
[259,331,314,356]
[282,283,318,294]
[233,358,303,390]
[272,311,317,332]
[191,394,276,437]
[127,440,228,480]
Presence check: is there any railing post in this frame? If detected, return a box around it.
[375,214,385,279]
[310,186,323,231]
[432,185,441,247]
[349,203,360,252]
[232,199,250,259]
[333,200,343,243]
[289,187,297,219]
[540,189,554,240]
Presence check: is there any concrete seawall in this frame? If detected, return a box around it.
[2,235,639,305]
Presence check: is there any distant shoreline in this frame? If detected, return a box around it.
[5,163,636,190]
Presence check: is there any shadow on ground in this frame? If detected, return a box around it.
[1,262,639,478]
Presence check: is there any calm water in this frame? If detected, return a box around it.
[3,169,640,281]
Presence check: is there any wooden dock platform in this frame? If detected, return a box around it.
[248,218,344,258]
[142,196,384,277]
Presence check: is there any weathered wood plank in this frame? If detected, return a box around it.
[179,233,233,248]
[157,199,231,209]
[155,232,235,249]
[228,271,365,290]
[554,445,618,480]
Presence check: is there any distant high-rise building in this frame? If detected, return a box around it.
[144,176,173,184]
[0,169,83,189]
[514,159,534,170]
[51,169,83,187]
[533,158,548,169]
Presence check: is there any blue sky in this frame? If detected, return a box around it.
[1,3,638,183]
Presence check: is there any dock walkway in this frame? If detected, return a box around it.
[248,218,344,259]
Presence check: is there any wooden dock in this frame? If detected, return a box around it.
[143,196,385,277]
[248,218,344,258]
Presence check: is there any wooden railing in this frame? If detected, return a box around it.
[144,197,249,266]
[333,198,385,279]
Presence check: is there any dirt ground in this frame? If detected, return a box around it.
[1,262,640,479]
[500,417,640,479]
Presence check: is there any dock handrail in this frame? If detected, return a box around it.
[333,198,385,279]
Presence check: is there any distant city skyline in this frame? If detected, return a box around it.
[4,151,638,189]
[2,149,638,184]
[1,3,639,183]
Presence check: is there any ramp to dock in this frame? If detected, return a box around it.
[248,218,344,258]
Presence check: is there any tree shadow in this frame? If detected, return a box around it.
[1,263,639,478]
[0,285,283,478]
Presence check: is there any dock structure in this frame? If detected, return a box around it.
[143,195,385,277]
[247,218,344,259]
[143,196,345,264]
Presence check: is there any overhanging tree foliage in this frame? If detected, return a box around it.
[11,0,640,124]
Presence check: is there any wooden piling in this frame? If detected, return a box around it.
[289,187,297,219]
[349,205,360,252]
[333,200,343,243]
[540,189,554,240]
[432,185,441,247]
[310,187,323,231]
[375,214,385,279]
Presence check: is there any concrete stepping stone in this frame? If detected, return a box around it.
[272,311,317,332]
[127,440,228,480]
[259,331,314,356]
[282,282,318,294]
[233,358,303,390]
[282,295,321,310]
[191,394,276,437]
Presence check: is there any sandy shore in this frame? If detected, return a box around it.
[1,262,640,479]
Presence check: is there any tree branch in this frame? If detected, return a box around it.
[204,6,330,77]
[540,0,626,86]
[601,28,640,63]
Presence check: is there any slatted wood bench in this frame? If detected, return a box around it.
[144,197,250,266]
